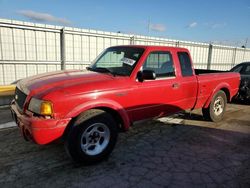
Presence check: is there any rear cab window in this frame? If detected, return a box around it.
[177,52,194,77]
[142,51,175,79]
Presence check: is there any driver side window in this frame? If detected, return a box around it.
[143,51,175,78]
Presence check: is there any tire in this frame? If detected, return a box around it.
[202,90,227,122]
[65,109,118,164]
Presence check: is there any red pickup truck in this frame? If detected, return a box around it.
[11,45,240,163]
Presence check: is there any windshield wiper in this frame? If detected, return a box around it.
[86,67,116,76]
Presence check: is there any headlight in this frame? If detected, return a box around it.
[28,98,53,116]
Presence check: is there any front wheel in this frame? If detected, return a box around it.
[65,109,118,164]
[202,90,227,122]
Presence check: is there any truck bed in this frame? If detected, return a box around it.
[194,69,240,109]
[195,69,228,75]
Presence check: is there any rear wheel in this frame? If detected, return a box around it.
[65,109,118,164]
[202,90,227,122]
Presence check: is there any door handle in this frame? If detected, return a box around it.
[172,83,180,89]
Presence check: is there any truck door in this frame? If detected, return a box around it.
[176,52,198,110]
[130,51,184,121]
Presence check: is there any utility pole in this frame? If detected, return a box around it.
[242,38,248,61]
[245,38,248,47]
[146,17,151,45]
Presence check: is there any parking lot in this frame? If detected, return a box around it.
[0,103,250,188]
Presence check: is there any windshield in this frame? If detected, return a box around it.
[88,47,145,76]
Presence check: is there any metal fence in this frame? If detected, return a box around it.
[0,18,250,85]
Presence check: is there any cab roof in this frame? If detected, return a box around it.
[110,45,189,52]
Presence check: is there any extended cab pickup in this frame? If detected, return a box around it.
[11,46,240,163]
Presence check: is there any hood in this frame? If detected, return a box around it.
[18,70,118,97]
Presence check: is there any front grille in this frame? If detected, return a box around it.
[15,87,27,110]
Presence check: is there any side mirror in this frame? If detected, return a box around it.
[137,70,156,82]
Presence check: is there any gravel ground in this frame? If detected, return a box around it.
[0,103,250,188]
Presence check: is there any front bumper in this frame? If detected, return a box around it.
[10,103,71,145]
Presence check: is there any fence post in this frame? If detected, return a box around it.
[207,44,213,70]
[130,36,135,45]
[231,47,237,68]
[60,28,66,70]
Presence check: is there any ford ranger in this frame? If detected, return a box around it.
[11,46,240,163]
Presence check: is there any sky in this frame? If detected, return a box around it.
[0,0,250,47]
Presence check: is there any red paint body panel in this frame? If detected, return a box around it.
[195,73,240,109]
[11,103,71,144]
[10,45,240,145]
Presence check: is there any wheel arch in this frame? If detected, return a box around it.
[220,87,230,102]
[62,100,130,139]
[203,83,231,109]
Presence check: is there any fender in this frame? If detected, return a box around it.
[65,98,131,130]
[203,82,231,108]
